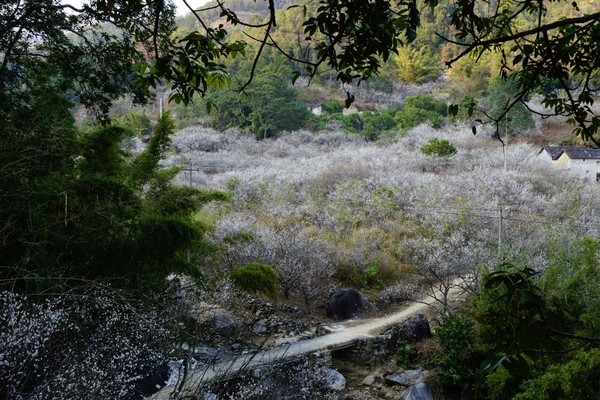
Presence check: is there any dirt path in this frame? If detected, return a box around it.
[150,282,462,399]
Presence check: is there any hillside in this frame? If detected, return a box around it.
[4,0,600,399]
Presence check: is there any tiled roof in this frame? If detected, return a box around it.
[541,146,600,160]
[562,147,600,160]
[541,146,570,160]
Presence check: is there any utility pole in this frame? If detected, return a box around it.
[498,206,503,251]
[188,158,192,187]
[503,120,508,172]
[186,158,192,262]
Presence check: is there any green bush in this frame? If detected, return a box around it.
[341,113,365,133]
[421,138,457,158]
[432,315,479,389]
[396,339,418,368]
[114,112,152,137]
[309,113,363,133]
[396,107,442,130]
[205,72,310,139]
[321,100,345,114]
[363,260,384,289]
[514,349,600,400]
[404,95,448,116]
[394,95,448,131]
[363,110,398,141]
[230,262,280,298]
[334,263,366,287]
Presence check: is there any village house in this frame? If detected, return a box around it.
[538,146,600,182]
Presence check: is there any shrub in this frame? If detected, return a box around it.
[363,110,398,140]
[341,113,365,133]
[230,262,280,298]
[396,339,418,368]
[514,348,600,400]
[396,107,443,130]
[114,112,152,137]
[334,263,366,288]
[404,95,448,116]
[321,100,345,114]
[363,260,384,289]
[394,95,448,131]
[421,138,457,158]
[432,315,478,389]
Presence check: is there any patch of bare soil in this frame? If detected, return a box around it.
[530,116,583,147]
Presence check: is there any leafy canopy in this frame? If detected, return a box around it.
[421,138,458,157]
[6,1,599,139]
[165,0,600,141]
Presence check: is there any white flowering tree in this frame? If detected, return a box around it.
[0,288,175,400]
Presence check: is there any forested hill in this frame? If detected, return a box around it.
[176,0,298,31]
[165,0,599,146]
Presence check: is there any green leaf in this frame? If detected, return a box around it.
[345,92,355,108]
[513,54,523,66]
[448,104,459,117]
[481,355,507,372]
[291,71,301,86]
[504,354,531,378]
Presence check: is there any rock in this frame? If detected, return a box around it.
[274,336,299,346]
[404,382,433,400]
[212,311,234,330]
[326,288,366,320]
[193,345,218,361]
[320,367,346,391]
[361,374,377,386]
[384,369,425,386]
[253,319,267,334]
[386,313,432,344]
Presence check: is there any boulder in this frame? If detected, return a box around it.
[404,382,433,400]
[252,319,267,334]
[212,311,234,330]
[326,288,365,320]
[193,345,218,361]
[385,313,431,344]
[384,369,426,387]
[319,367,346,391]
[361,374,377,386]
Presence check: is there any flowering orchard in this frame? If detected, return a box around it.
[168,123,600,310]
[0,288,174,399]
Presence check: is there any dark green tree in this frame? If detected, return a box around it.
[207,68,310,138]
[487,77,535,135]
[472,260,600,398]
[421,138,458,157]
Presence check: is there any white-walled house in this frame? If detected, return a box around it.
[538,146,600,182]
